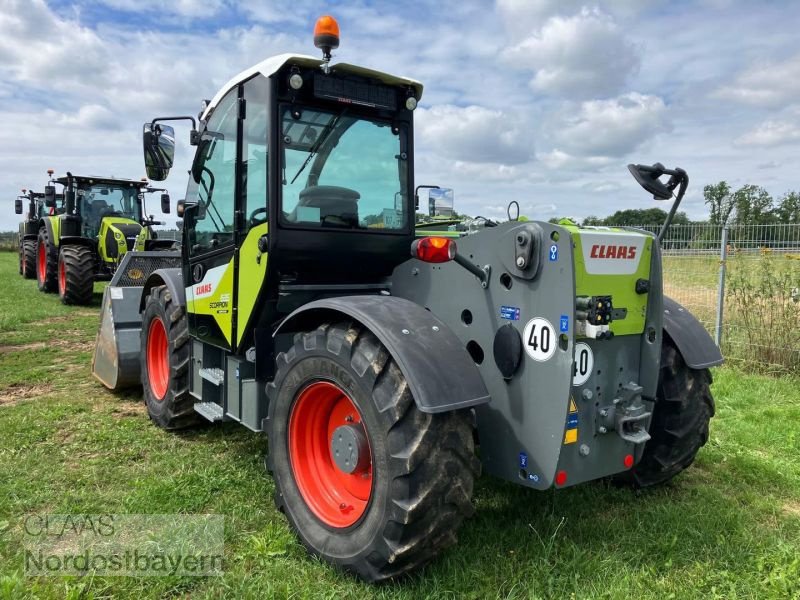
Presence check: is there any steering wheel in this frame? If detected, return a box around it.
[248,207,267,228]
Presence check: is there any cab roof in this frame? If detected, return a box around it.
[201,53,423,121]
[55,175,148,188]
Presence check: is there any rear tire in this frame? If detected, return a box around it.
[619,337,715,488]
[36,227,58,293]
[58,245,94,305]
[18,244,23,275]
[22,241,36,279]
[267,321,479,582]
[141,285,200,430]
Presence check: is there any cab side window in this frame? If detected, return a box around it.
[188,90,238,251]
[242,76,269,232]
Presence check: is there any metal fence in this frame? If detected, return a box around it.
[633,223,800,375]
[1,224,798,373]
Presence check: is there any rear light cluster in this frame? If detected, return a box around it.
[411,236,456,263]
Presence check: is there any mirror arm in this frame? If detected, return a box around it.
[657,168,688,243]
[151,116,200,145]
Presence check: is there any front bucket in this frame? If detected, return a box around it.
[92,285,145,389]
[92,250,183,390]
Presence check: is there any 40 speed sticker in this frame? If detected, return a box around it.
[522,317,557,362]
[572,342,594,386]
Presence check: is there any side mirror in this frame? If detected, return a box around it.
[44,185,56,208]
[160,193,171,214]
[627,163,673,200]
[143,122,175,181]
[14,199,23,214]
[176,199,185,218]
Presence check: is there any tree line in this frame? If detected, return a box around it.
[556,183,800,227]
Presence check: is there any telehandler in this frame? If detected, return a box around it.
[92,15,722,582]
[36,172,174,305]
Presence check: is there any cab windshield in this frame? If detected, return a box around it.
[77,183,142,230]
[280,106,409,231]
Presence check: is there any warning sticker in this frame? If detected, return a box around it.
[564,396,579,444]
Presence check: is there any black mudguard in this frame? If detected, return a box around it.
[140,268,185,311]
[274,296,491,414]
[663,296,723,369]
[59,236,95,249]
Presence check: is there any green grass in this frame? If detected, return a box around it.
[0,251,798,599]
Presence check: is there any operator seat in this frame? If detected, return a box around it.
[296,185,360,227]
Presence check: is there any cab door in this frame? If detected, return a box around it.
[185,88,241,350]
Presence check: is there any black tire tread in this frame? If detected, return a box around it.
[37,227,58,292]
[59,245,94,305]
[141,285,200,430]
[22,240,36,279]
[619,337,715,488]
[267,321,480,582]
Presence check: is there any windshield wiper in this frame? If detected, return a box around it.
[290,109,347,185]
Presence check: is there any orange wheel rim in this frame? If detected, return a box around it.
[146,317,169,400]
[288,381,373,527]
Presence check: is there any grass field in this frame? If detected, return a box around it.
[0,251,798,599]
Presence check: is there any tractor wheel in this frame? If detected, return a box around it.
[266,321,479,582]
[58,246,94,305]
[36,227,58,293]
[618,336,715,488]
[140,284,200,430]
[22,241,37,279]
[18,244,23,275]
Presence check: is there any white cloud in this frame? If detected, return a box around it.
[551,93,669,158]
[715,53,800,108]
[96,0,227,17]
[736,119,800,147]
[502,7,639,97]
[415,105,534,165]
[50,104,119,130]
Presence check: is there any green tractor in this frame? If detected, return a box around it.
[14,188,52,279]
[36,173,174,305]
[92,16,722,582]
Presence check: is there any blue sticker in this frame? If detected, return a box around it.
[566,413,579,429]
[528,473,539,482]
[560,315,569,332]
[500,305,521,321]
[549,244,559,261]
[519,452,528,469]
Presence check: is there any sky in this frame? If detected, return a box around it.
[1,0,799,230]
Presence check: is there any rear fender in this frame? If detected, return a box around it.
[663,296,723,369]
[274,296,491,414]
[140,268,185,311]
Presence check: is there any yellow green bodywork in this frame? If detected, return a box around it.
[561,221,653,337]
[97,218,150,264]
[186,223,269,348]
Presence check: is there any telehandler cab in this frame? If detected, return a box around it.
[36,172,174,305]
[92,15,722,582]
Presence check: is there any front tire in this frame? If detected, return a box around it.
[267,321,479,582]
[141,285,199,430]
[22,240,36,279]
[36,227,58,292]
[58,245,94,305]
[620,337,715,487]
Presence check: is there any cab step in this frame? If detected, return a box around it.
[199,367,225,386]
[194,402,224,422]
